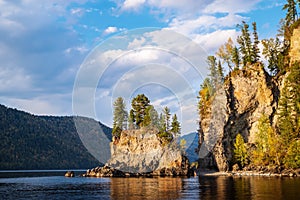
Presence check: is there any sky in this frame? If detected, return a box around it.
[0,0,287,134]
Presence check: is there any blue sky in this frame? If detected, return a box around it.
[0,0,286,134]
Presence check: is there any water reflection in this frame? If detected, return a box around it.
[110,177,183,200]
[1,171,300,199]
[198,176,300,200]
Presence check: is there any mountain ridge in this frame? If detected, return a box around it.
[0,103,112,170]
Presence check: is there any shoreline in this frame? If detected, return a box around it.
[199,169,300,178]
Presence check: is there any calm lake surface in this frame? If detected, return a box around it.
[0,170,300,199]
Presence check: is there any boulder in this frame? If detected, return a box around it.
[64,171,75,177]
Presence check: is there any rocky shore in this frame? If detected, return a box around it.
[199,169,300,177]
[81,164,196,177]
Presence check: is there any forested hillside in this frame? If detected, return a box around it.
[0,104,112,170]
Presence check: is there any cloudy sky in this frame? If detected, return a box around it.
[0,0,286,134]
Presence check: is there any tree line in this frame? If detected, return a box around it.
[112,94,181,142]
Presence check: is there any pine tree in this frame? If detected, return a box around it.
[207,55,218,92]
[143,105,159,127]
[237,21,252,66]
[163,106,171,132]
[217,60,224,84]
[232,46,240,70]
[159,113,165,132]
[283,0,298,27]
[148,105,159,128]
[252,22,260,62]
[170,114,181,137]
[261,37,285,74]
[130,94,150,128]
[128,109,135,130]
[112,97,128,137]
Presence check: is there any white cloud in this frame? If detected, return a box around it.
[0,68,32,93]
[204,0,262,13]
[0,94,72,116]
[70,8,85,16]
[127,37,146,49]
[194,29,240,53]
[123,0,146,11]
[103,26,119,34]
[166,13,245,53]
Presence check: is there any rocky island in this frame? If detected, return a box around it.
[83,128,191,177]
[83,95,193,177]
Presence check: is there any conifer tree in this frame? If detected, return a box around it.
[237,21,252,66]
[283,0,298,27]
[207,55,218,92]
[159,113,165,132]
[130,94,150,128]
[170,114,181,137]
[163,106,171,132]
[217,60,224,84]
[232,46,240,70]
[128,109,135,130]
[252,22,260,62]
[144,105,159,128]
[261,37,284,74]
[112,97,128,137]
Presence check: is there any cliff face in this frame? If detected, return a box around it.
[198,64,277,171]
[290,27,300,64]
[107,128,189,175]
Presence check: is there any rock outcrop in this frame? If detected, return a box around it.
[290,27,300,64]
[198,63,277,171]
[84,127,190,177]
[65,171,75,177]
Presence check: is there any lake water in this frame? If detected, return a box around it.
[0,170,300,199]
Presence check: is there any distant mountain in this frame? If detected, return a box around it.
[0,104,112,170]
[181,132,198,162]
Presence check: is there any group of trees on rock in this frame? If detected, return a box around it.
[112,94,181,141]
[198,20,263,117]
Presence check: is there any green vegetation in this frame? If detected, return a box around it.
[112,94,181,143]
[171,114,181,137]
[0,104,111,170]
[261,37,286,74]
[233,134,249,168]
[130,94,150,128]
[112,97,127,137]
[252,115,282,167]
